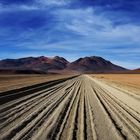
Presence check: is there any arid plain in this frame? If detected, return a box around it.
[0,74,140,140]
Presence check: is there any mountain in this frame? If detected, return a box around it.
[124,68,140,74]
[134,68,140,72]
[0,56,127,73]
[0,56,69,72]
[67,56,127,73]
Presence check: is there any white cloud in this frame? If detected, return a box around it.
[53,8,111,34]
[0,0,70,12]
[0,2,139,68]
[0,4,39,12]
[53,7,140,46]
[36,0,70,7]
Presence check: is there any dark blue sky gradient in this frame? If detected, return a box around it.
[0,0,140,68]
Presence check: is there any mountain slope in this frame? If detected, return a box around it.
[132,68,140,73]
[67,56,127,73]
[0,56,69,72]
[0,56,128,73]
[124,68,140,74]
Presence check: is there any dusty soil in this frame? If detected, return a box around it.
[0,74,75,93]
[91,74,140,95]
[0,75,140,140]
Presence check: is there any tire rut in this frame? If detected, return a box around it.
[0,75,140,140]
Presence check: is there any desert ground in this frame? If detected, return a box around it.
[91,74,140,95]
[0,74,140,140]
[0,74,75,93]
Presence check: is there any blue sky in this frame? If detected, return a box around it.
[0,0,140,69]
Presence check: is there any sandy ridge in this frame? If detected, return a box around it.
[0,75,140,140]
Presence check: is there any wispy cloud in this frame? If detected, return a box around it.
[0,0,70,12]
[53,7,140,43]
[36,0,70,6]
[0,0,140,68]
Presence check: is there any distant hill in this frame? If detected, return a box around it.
[0,56,69,72]
[124,68,140,74]
[0,56,128,74]
[67,56,127,73]
[132,68,140,72]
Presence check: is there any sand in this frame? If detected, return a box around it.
[0,74,75,93]
[0,75,140,140]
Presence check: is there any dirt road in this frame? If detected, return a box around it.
[0,75,140,140]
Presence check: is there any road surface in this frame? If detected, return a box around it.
[0,75,140,140]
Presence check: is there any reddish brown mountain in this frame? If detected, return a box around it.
[132,68,140,72]
[67,56,127,73]
[0,56,128,73]
[124,68,140,74]
[0,56,69,72]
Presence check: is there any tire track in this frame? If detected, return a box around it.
[85,90,97,140]
[86,78,123,140]
[0,76,77,105]
[0,79,69,114]
[0,83,67,123]
[0,76,78,140]
[88,75,140,140]
[0,82,75,131]
[0,75,140,140]
[33,80,81,140]
[95,86,140,139]
[15,81,78,140]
